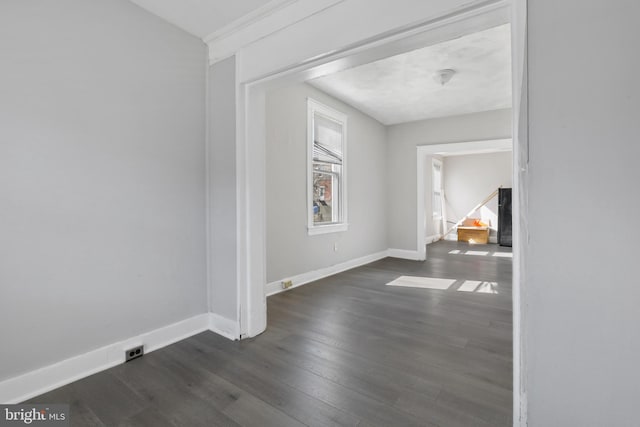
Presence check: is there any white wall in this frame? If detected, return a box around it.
[0,0,207,382]
[386,109,512,251]
[525,1,640,425]
[266,83,387,282]
[443,151,512,240]
[208,57,238,322]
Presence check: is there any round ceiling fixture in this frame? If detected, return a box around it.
[435,69,456,85]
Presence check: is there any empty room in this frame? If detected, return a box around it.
[2,1,639,427]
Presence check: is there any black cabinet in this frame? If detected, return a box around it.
[498,188,512,247]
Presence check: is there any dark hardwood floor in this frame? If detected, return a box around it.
[28,241,513,426]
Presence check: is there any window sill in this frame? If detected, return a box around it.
[308,223,348,236]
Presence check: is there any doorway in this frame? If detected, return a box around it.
[417,139,512,259]
[237,1,527,424]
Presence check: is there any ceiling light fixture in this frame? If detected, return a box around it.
[435,68,456,85]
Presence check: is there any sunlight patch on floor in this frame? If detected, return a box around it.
[457,280,482,292]
[386,276,500,294]
[386,276,456,290]
[492,252,513,258]
[448,249,512,258]
[466,250,490,256]
[457,280,499,294]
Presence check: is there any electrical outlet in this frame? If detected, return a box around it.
[282,280,293,289]
[125,345,144,362]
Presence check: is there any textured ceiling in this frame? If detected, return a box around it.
[128,0,277,38]
[308,24,512,125]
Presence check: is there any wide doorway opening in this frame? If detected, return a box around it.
[241,3,523,425]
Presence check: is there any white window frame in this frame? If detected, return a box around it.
[307,98,348,236]
[432,158,443,220]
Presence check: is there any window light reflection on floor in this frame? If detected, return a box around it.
[492,252,512,258]
[457,280,499,294]
[385,276,500,294]
[448,249,513,258]
[386,276,456,290]
[466,250,490,256]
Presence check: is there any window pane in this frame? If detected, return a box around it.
[313,114,343,165]
[313,169,334,224]
[433,162,442,190]
[433,193,442,217]
[432,160,442,218]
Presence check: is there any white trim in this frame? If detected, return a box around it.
[307,223,348,236]
[204,57,213,315]
[205,0,345,64]
[0,314,209,404]
[266,250,388,296]
[387,248,424,261]
[238,81,268,339]
[307,98,348,235]
[238,1,509,84]
[0,313,243,404]
[512,0,528,424]
[208,313,240,341]
[417,148,427,260]
[203,0,296,43]
[235,58,248,340]
[426,234,442,243]
[421,138,512,156]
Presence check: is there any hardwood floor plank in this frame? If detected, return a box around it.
[111,357,241,427]
[186,335,364,427]
[395,392,495,427]
[222,394,306,427]
[68,371,147,426]
[117,407,178,427]
[193,341,431,427]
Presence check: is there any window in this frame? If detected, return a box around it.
[307,98,347,235]
[432,158,445,236]
[432,158,443,219]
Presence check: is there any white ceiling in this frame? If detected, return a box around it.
[128,0,278,39]
[308,24,512,125]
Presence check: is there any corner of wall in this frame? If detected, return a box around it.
[208,313,240,341]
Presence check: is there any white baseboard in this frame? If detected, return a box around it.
[425,234,442,244]
[0,313,212,404]
[387,248,423,260]
[208,313,240,341]
[266,250,388,296]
